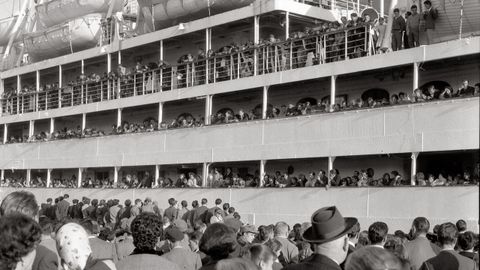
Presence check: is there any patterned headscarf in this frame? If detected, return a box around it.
[55,223,91,270]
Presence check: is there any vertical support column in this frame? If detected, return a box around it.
[77,168,83,188]
[36,70,40,111]
[81,113,86,131]
[330,75,336,112]
[46,169,52,187]
[3,124,7,144]
[262,86,269,119]
[17,75,21,114]
[154,165,160,187]
[204,95,212,125]
[58,65,62,108]
[158,102,163,127]
[254,15,260,76]
[284,12,290,40]
[0,169,4,181]
[413,62,419,91]
[205,28,211,85]
[50,118,55,134]
[202,163,211,187]
[114,166,119,187]
[26,169,31,187]
[380,0,384,17]
[28,120,34,137]
[81,59,85,104]
[117,108,122,127]
[107,53,112,100]
[159,40,164,62]
[259,160,267,187]
[411,152,419,186]
[159,40,164,90]
[0,79,4,116]
[328,156,336,186]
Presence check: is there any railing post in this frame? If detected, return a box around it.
[46,169,52,187]
[0,169,4,181]
[117,108,122,127]
[36,70,40,112]
[158,102,163,128]
[133,74,137,96]
[114,166,119,187]
[344,30,348,60]
[213,58,217,83]
[202,162,211,187]
[205,95,212,125]
[77,168,83,188]
[237,53,240,79]
[328,156,336,186]
[142,73,146,95]
[3,123,8,144]
[50,118,55,135]
[413,62,419,90]
[154,165,160,187]
[28,120,34,138]
[330,75,337,111]
[254,15,260,76]
[26,169,31,187]
[81,113,86,131]
[259,160,267,187]
[262,86,269,119]
[411,152,419,186]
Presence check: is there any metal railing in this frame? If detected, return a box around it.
[0,25,373,116]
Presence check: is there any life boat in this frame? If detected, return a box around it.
[0,15,19,46]
[137,0,255,31]
[35,0,124,28]
[23,14,102,62]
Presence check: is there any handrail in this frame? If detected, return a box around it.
[0,25,373,116]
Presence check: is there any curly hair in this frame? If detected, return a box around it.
[131,213,163,251]
[0,214,42,270]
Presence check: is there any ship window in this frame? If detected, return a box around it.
[361,88,390,102]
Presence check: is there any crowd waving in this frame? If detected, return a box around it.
[0,190,478,270]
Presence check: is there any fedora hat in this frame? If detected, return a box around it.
[302,206,357,244]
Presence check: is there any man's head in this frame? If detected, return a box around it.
[124,199,132,207]
[424,0,432,8]
[181,200,188,208]
[131,213,163,251]
[457,231,476,251]
[223,203,230,211]
[456,219,467,233]
[411,5,418,12]
[368,222,388,246]
[274,221,290,238]
[134,199,142,207]
[411,217,430,237]
[241,225,258,243]
[165,227,184,247]
[201,198,208,205]
[144,197,152,204]
[437,222,458,247]
[192,200,199,208]
[46,198,52,204]
[215,198,222,206]
[393,8,400,16]
[168,198,177,206]
[0,191,38,219]
[63,194,69,200]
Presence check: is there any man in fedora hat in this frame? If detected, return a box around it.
[283,206,357,270]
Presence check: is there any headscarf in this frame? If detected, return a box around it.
[55,223,91,270]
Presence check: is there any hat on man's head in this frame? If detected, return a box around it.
[165,227,184,242]
[302,206,357,244]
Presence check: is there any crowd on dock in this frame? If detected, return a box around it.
[0,190,478,270]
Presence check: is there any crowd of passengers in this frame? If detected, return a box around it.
[2,79,479,144]
[2,165,478,188]
[0,12,408,107]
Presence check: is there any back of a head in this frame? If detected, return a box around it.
[346,246,411,270]
[368,222,388,245]
[200,223,238,260]
[274,221,289,237]
[223,203,230,211]
[248,244,276,267]
[456,219,467,232]
[457,231,476,251]
[215,198,222,205]
[192,200,199,208]
[216,258,258,270]
[0,191,39,219]
[80,219,96,235]
[124,199,132,207]
[258,225,274,242]
[412,217,430,236]
[38,216,54,235]
[181,200,188,208]
[437,222,458,246]
[131,213,163,251]
[0,213,42,270]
